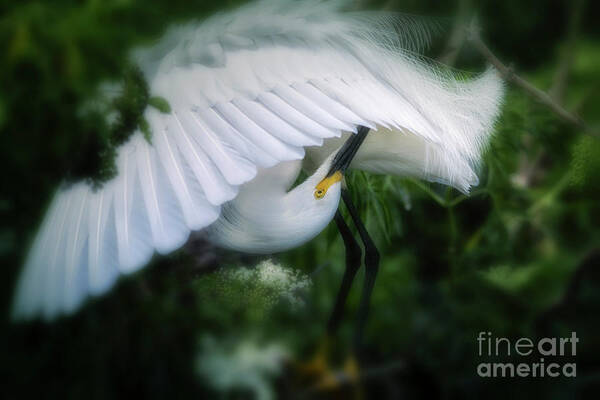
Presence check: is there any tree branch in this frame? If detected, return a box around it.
[549,0,585,102]
[466,22,597,137]
[437,0,472,66]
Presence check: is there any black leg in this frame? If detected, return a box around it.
[327,211,362,335]
[341,189,380,350]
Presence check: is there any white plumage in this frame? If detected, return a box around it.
[12,0,504,320]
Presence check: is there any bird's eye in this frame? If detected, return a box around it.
[314,189,326,199]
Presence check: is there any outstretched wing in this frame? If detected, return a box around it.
[12,0,503,320]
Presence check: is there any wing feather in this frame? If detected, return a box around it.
[168,113,239,205]
[87,184,119,295]
[63,184,90,312]
[272,85,356,132]
[150,112,220,230]
[214,101,306,160]
[135,135,189,254]
[42,188,74,319]
[199,107,279,167]
[113,142,153,272]
[232,98,323,147]
[176,110,256,185]
[309,78,378,129]
[13,193,65,319]
[257,92,340,139]
[293,82,368,127]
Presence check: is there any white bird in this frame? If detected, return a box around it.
[11,0,504,322]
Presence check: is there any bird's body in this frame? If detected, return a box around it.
[205,154,341,253]
[12,0,504,320]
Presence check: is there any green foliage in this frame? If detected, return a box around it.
[343,171,408,242]
[570,135,600,190]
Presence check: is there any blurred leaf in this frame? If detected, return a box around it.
[149,96,172,113]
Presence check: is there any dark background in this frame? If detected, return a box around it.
[1,0,599,398]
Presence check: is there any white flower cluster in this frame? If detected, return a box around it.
[224,259,312,310]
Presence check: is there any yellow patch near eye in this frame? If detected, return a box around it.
[314,171,343,199]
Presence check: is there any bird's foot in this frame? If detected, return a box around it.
[295,335,332,379]
[293,336,362,393]
[342,353,360,384]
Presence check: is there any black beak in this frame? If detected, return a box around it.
[326,125,370,177]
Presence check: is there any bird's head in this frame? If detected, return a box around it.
[313,126,369,200]
[314,170,342,200]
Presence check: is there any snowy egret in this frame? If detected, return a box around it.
[11,0,504,336]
